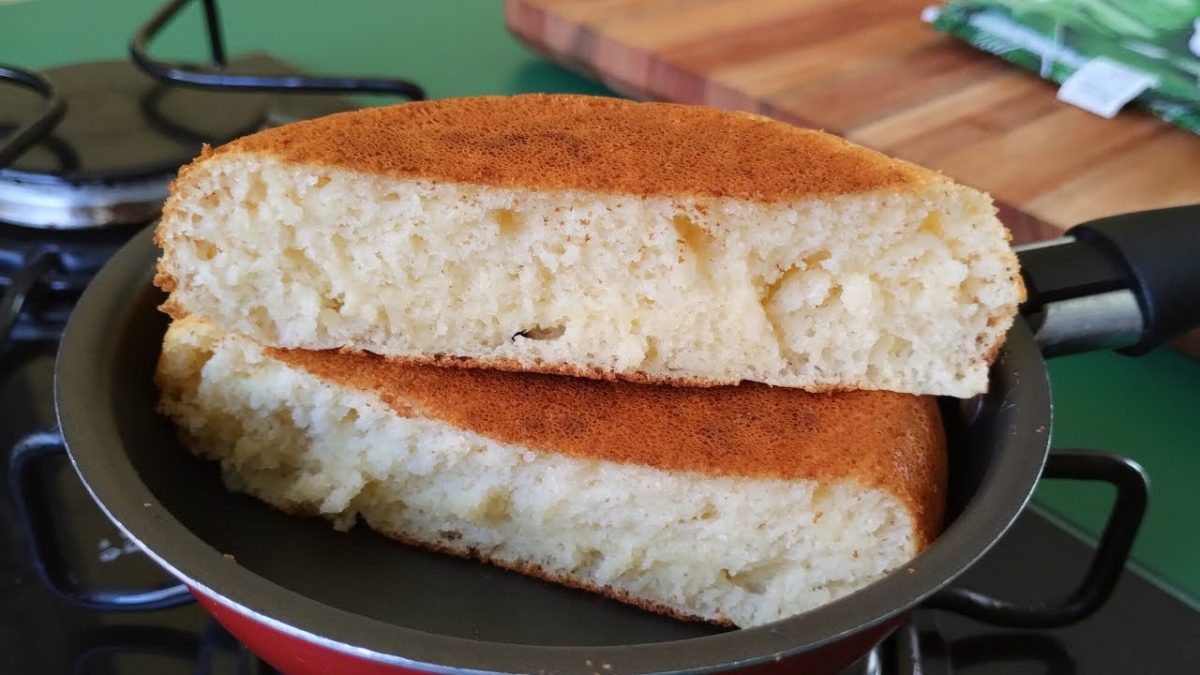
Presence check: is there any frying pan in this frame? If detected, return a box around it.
[12,205,1200,674]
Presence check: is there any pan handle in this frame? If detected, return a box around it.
[1016,204,1200,357]
[9,430,194,611]
[925,450,1148,628]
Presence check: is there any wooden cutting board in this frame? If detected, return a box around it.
[505,0,1200,243]
[506,0,1200,357]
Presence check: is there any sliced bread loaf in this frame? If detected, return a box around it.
[155,95,1021,397]
[156,316,947,627]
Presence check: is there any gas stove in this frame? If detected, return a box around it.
[2,2,1197,674]
[0,53,371,343]
[3,423,1196,674]
[0,0,422,345]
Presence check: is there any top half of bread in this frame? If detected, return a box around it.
[155,94,1022,397]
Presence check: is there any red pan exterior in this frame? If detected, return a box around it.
[195,587,423,675]
[193,586,903,675]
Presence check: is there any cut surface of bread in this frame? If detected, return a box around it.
[154,94,1021,397]
[156,317,947,628]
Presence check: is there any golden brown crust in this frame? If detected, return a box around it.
[344,349,889,392]
[336,350,893,394]
[157,295,186,321]
[266,346,947,547]
[1014,267,1028,304]
[351,350,728,388]
[199,94,937,202]
[981,334,1006,371]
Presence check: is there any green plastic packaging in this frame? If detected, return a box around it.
[930,0,1200,134]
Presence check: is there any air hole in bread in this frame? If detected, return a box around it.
[313,175,332,189]
[282,247,320,278]
[643,336,660,364]
[822,284,843,310]
[193,239,218,261]
[802,249,831,269]
[919,211,943,237]
[491,208,522,236]
[758,268,798,358]
[871,334,906,365]
[576,547,604,573]
[760,267,795,307]
[246,176,267,205]
[699,503,719,520]
[722,566,772,594]
[514,325,565,341]
[671,214,712,268]
[479,490,511,524]
[247,306,273,334]
[811,483,833,507]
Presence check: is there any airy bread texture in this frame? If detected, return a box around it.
[155,95,1021,398]
[156,317,946,628]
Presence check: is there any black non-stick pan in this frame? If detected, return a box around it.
[13,205,1200,673]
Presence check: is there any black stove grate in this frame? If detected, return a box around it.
[0,224,136,343]
[132,0,426,98]
[0,0,429,339]
[0,64,64,170]
[0,0,425,230]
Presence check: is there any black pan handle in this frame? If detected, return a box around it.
[8,430,194,611]
[925,450,1148,628]
[1016,204,1200,357]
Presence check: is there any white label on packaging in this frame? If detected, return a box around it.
[1056,57,1157,119]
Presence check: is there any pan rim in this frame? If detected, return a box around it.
[56,224,1052,674]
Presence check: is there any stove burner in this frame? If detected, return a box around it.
[0,0,425,232]
[0,222,139,343]
[0,60,268,229]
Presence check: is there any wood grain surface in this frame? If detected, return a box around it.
[505,0,1200,241]
[505,0,1200,355]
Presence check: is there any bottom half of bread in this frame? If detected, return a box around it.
[156,319,938,628]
